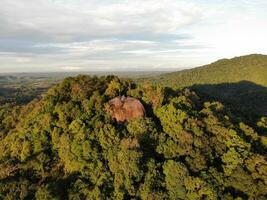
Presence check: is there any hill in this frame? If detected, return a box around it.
[0,75,266,199]
[149,54,267,87]
[143,54,267,120]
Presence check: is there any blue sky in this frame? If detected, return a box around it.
[0,0,267,72]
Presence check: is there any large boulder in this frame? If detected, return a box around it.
[107,96,145,122]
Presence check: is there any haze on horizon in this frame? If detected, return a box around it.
[0,0,267,73]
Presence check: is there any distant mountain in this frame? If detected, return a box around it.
[149,54,267,88]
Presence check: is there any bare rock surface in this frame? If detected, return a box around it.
[107,96,145,122]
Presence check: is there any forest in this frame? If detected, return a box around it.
[144,54,267,122]
[0,74,266,199]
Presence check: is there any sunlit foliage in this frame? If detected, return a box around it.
[0,75,266,199]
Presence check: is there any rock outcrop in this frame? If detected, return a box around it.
[107,96,145,122]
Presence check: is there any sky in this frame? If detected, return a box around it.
[0,0,267,73]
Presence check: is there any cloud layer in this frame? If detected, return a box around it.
[0,0,200,40]
[0,0,267,72]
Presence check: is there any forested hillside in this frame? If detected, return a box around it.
[0,75,266,199]
[149,54,267,87]
[143,54,267,120]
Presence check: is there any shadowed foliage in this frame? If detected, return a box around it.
[140,54,267,123]
[190,81,267,121]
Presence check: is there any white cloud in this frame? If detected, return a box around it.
[0,0,204,72]
[184,0,267,61]
[0,0,201,41]
[16,57,32,63]
[0,0,267,72]
[61,66,83,71]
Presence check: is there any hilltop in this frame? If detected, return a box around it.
[0,75,266,199]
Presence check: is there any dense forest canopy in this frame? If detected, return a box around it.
[0,75,266,199]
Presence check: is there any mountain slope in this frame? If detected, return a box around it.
[144,54,267,119]
[150,54,267,88]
